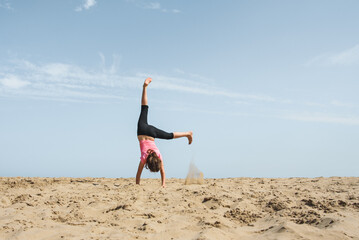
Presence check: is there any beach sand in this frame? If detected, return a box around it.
[1,177,359,240]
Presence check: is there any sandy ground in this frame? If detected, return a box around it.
[1,177,359,240]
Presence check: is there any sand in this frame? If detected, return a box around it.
[1,177,359,240]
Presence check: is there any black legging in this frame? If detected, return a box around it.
[137,105,174,139]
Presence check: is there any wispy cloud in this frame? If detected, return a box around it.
[136,72,277,102]
[307,44,359,66]
[144,2,160,10]
[304,102,327,108]
[282,112,359,126]
[2,55,358,126]
[0,55,277,104]
[163,102,359,126]
[0,0,12,10]
[75,0,97,12]
[0,75,30,89]
[0,56,127,102]
[126,0,181,13]
[331,100,355,108]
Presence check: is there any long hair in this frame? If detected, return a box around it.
[145,149,161,172]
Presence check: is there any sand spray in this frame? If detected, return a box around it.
[184,152,204,185]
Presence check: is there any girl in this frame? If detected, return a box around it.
[136,77,193,188]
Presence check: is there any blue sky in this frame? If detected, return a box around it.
[1,0,358,178]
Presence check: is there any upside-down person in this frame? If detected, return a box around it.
[136,77,193,188]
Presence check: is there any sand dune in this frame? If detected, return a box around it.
[1,177,359,239]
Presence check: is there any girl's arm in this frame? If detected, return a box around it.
[136,161,145,184]
[160,162,166,188]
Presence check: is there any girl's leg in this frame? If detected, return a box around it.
[141,77,152,105]
[137,105,149,135]
[149,127,193,144]
[173,131,193,145]
[139,77,193,144]
[138,78,152,136]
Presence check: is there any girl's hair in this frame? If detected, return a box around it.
[145,149,161,172]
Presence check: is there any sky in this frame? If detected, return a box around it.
[1,0,359,179]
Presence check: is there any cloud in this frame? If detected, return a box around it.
[0,75,30,89]
[0,0,12,10]
[282,113,359,126]
[0,56,278,104]
[144,2,161,10]
[136,72,277,102]
[307,44,359,66]
[165,102,359,126]
[331,100,355,108]
[0,58,127,102]
[127,0,181,13]
[2,56,357,126]
[75,0,97,12]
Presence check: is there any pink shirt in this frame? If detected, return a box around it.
[139,140,162,164]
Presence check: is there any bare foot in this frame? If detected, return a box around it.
[143,77,152,87]
[187,131,193,145]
